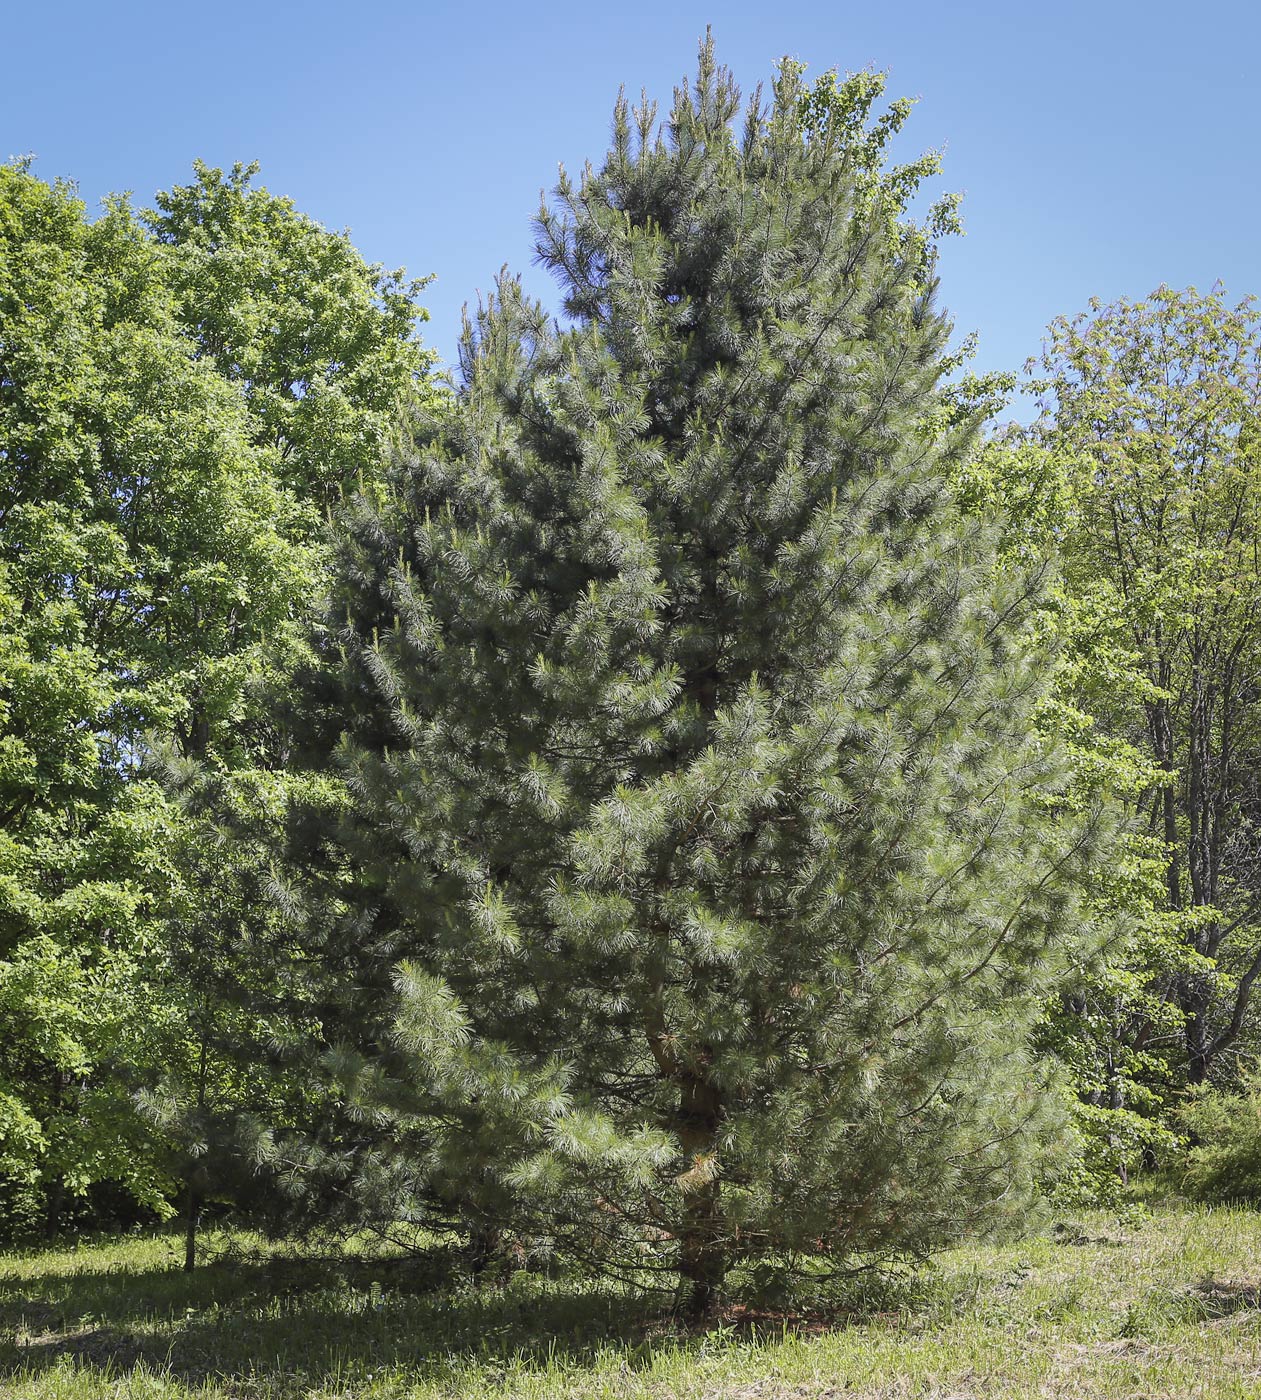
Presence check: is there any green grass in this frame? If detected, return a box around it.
[3,1204,1260,1397]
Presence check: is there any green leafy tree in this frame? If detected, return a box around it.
[0,158,433,1239]
[0,162,299,1227]
[1025,287,1261,1088]
[288,44,1107,1311]
[1179,1062,1261,1202]
[146,160,432,512]
[953,441,1186,1194]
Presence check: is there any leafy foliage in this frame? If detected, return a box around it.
[0,162,296,1219]
[1180,1063,1261,1202]
[951,439,1185,1196]
[146,160,433,511]
[954,287,1261,1196]
[1022,288,1261,1100]
[0,158,432,1236]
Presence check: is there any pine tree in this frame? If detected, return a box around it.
[291,42,1107,1311]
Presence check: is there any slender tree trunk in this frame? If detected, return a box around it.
[1176,660,1225,1086]
[184,1033,209,1272]
[44,1179,64,1242]
[183,1179,200,1273]
[1186,1012,1211,1087]
[1106,1047,1129,1185]
[1148,692,1220,1083]
[1148,696,1182,914]
[44,1070,65,1241]
[1186,646,1210,912]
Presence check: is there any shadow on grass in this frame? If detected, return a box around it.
[0,1247,713,1392]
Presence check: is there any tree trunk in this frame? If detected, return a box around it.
[462,1221,501,1279]
[184,1032,209,1272]
[44,1070,65,1240]
[1186,1007,1211,1086]
[183,1177,200,1273]
[678,1072,724,1318]
[1149,691,1222,1085]
[1106,1048,1128,1185]
[44,1177,64,1242]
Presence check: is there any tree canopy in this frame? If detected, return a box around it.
[0,158,432,1232]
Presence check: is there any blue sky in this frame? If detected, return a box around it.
[6,1,1258,397]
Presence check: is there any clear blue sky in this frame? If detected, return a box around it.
[6,0,1258,393]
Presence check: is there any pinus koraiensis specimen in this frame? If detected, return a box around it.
[302,44,1106,1312]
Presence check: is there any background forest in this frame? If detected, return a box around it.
[2,26,1261,1393]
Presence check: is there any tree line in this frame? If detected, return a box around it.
[2,42,1258,1313]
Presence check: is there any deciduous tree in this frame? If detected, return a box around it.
[1026,287,1261,1088]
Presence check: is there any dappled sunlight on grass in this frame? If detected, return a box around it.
[3,1204,1261,1397]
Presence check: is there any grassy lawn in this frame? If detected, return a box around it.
[2,1204,1259,1398]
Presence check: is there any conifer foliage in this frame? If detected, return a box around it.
[299,43,1106,1310]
